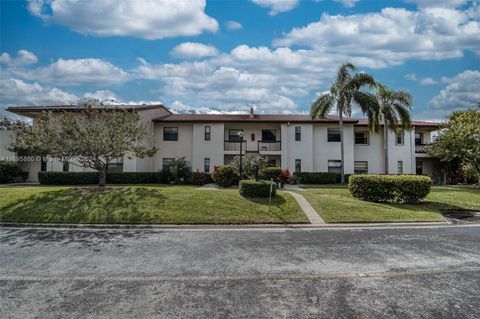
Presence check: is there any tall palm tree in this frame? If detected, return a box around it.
[311,63,379,183]
[375,84,412,174]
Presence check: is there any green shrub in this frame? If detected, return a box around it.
[348,174,432,203]
[169,157,192,184]
[261,167,282,182]
[158,169,172,184]
[190,171,213,186]
[292,172,338,184]
[38,171,161,185]
[239,180,277,198]
[212,165,238,187]
[0,161,28,183]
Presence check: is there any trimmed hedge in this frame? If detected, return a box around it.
[38,171,161,185]
[348,174,432,203]
[293,172,338,184]
[239,180,277,198]
[261,167,282,182]
[212,165,238,188]
[0,161,28,184]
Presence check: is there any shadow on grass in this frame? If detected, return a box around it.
[0,187,167,224]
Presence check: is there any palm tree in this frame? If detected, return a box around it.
[375,84,412,174]
[311,63,379,183]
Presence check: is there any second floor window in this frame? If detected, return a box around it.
[262,129,276,142]
[354,131,368,145]
[327,128,341,142]
[396,131,404,145]
[295,126,301,141]
[229,129,243,142]
[415,133,423,145]
[164,127,178,141]
[205,126,211,141]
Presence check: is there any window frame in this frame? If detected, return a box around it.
[295,126,301,141]
[228,129,243,142]
[415,132,423,146]
[354,161,368,174]
[204,158,210,173]
[396,130,404,145]
[204,126,211,141]
[62,161,69,172]
[163,127,179,141]
[261,129,277,142]
[397,160,403,174]
[327,128,341,142]
[295,159,301,173]
[354,131,369,145]
[328,160,343,174]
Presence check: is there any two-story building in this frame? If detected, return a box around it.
[4,104,441,182]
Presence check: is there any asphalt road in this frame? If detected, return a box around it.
[1,225,480,319]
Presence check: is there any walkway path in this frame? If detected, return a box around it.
[285,190,325,225]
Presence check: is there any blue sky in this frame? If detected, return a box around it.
[1,0,479,120]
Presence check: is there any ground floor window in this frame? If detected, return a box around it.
[416,160,423,175]
[397,161,403,174]
[204,158,210,173]
[40,157,47,172]
[107,158,123,172]
[328,160,342,174]
[295,159,301,173]
[354,161,368,174]
[62,161,69,172]
[162,158,174,171]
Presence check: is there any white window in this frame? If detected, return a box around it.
[162,158,174,171]
[396,131,404,145]
[327,128,341,142]
[397,161,403,174]
[295,159,301,173]
[354,131,368,145]
[328,160,342,174]
[204,158,210,173]
[354,161,368,174]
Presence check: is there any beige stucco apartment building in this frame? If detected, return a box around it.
[4,104,441,182]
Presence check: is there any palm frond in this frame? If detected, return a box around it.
[310,93,335,119]
[347,73,377,91]
[336,63,356,84]
[352,91,380,132]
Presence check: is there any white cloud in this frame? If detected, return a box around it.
[404,73,418,81]
[0,50,38,66]
[251,0,299,15]
[83,90,120,103]
[429,70,480,111]
[11,58,128,86]
[27,0,218,40]
[335,0,359,8]
[0,78,78,107]
[274,7,480,67]
[420,77,438,85]
[226,21,243,30]
[170,42,219,58]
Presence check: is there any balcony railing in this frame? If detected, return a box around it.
[224,140,246,152]
[415,144,429,153]
[258,140,281,152]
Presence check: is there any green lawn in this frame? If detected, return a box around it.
[303,185,480,223]
[0,185,308,224]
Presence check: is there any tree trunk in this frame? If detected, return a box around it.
[99,167,106,188]
[384,121,389,174]
[339,111,345,184]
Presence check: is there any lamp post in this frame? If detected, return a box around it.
[237,131,244,179]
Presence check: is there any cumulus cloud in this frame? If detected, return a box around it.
[83,90,120,104]
[335,0,359,8]
[226,21,243,30]
[274,7,480,67]
[170,42,219,58]
[429,70,480,111]
[420,77,438,85]
[405,0,470,8]
[0,78,78,107]
[405,73,439,85]
[11,58,128,86]
[0,50,38,66]
[251,0,299,15]
[27,0,218,40]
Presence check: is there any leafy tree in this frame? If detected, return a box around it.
[233,153,267,178]
[311,63,379,182]
[428,109,480,186]
[169,157,192,184]
[375,84,412,173]
[3,103,157,188]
